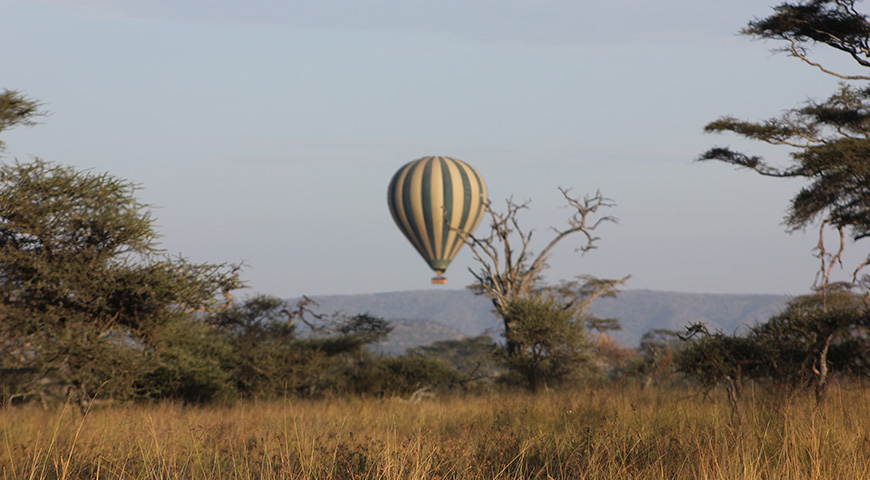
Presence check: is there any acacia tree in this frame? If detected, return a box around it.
[700,0,870,400]
[211,295,398,397]
[465,189,627,316]
[701,1,870,283]
[497,296,589,390]
[678,284,870,405]
[0,159,244,404]
[0,90,42,151]
[753,283,870,398]
[461,188,629,387]
[0,94,243,404]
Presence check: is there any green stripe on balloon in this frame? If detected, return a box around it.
[387,156,487,280]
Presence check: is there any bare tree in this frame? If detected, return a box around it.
[461,188,629,359]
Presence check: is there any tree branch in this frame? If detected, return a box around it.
[787,40,870,79]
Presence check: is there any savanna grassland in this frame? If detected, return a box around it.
[4,383,870,480]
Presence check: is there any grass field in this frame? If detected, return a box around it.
[3,383,870,479]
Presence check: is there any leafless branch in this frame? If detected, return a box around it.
[787,40,870,80]
[814,220,846,310]
[461,188,620,321]
[288,295,326,332]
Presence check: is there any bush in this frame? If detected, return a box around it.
[497,296,592,390]
[137,319,236,403]
[349,354,459,396]
[0,159,242,405]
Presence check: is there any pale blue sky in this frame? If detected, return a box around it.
[3,0,865,297]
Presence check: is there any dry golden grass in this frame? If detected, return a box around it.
[3,383,870,479]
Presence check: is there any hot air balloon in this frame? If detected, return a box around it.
[387,156,487,284]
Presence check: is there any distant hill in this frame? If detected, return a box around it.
[369,318,466,355]
[295,289,789,350]
[588,290,789,345]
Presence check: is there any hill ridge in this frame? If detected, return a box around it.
[293,289,788,349]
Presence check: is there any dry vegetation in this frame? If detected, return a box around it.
[4,383,870,479]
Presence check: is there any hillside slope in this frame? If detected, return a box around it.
[297,289,788,348]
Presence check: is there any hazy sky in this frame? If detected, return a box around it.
[3,0,867,298]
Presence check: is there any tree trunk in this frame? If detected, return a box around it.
[724,375,742,424]
[815,333,834,404]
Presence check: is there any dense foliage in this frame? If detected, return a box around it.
[496,296,591,390]
[0,90,40,151]
[678,286,870,403]
[0,158,243,405]
[414,334,501,384]
[212,295,460,398]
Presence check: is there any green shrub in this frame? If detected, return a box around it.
[497,296,592,390]
[350,354,459,396]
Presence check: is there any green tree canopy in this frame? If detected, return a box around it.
[0,90,42,151]
[496,295,591,390]
[212,295,400,398]
[678,284,870,403]
[702,84,870,240]
[0,158,243,404]
[700,1,870,284]
[742,0,870,80]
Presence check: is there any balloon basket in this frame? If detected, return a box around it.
[431,276,447,285]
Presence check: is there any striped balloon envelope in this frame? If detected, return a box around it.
[387,156,487,284]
